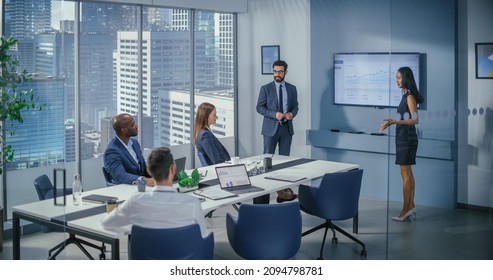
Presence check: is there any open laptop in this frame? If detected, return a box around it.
[173,157,187,181]
[215,164,264,194]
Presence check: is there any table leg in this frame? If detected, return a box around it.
[111,240,120,260]
[0,207,3,252]
[253,194,270,204]
[13,212,21,260]
[353,213,358,234]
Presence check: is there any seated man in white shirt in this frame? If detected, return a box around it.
[101,147,210,238]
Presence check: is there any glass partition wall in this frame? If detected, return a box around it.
[2,0,76,259]
[2,0,491,260]
[1,0,237,259]
[386,1,461,259]
[309,0,492,260]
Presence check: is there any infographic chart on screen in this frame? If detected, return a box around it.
[334,53,420,107]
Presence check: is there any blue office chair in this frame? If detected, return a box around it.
[197,151,210,167]
[33,174,106,260]
[226,202,302,260]
[34,174,72,201]
[129,224,214,260]
[101,166,116,186]
[298,169,366,259]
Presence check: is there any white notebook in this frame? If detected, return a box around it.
[194,188,237,200]
[265,173,307,182]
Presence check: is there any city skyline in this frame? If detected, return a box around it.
[4,1,236,170]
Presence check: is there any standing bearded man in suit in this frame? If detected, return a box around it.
[256,60,299,202]
[104,113,154,186]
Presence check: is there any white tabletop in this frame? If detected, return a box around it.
[68,156,358,238]
[14,155,358,239]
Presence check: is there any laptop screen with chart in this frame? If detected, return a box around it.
[215,164,264,194]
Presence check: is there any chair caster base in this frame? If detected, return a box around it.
[205,210,215,218]
[361,250,367,258]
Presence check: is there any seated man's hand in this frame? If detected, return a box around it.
[144,177,155,186]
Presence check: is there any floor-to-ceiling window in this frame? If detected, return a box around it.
[1,0,237,219]
[193,10,236,164]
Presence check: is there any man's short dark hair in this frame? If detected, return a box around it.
[272,60,288,70]
[147,147,174,181]
[112,113,132,133]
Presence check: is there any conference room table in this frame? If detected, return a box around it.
[11,155,359,260]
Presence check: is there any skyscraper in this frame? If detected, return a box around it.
[216,13,235,87]
[3,0,52,73]
[6,76,65,170]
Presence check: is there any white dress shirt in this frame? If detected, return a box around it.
[117,136,139,164]
[101,185,210,238]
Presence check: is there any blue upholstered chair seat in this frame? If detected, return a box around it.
[298,169,366,259]
[130,224,214,260]
[226,202,301,260]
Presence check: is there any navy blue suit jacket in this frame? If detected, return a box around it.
[256,81,299,136]
[196,128,231,165]
[104,136,149,184]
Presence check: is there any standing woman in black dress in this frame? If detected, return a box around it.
[380,66,424,222]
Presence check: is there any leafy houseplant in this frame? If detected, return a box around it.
[177,169,201,192]
[0,35,45,175]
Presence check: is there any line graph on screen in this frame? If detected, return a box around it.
[334,53,420,107]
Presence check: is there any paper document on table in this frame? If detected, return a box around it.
[193,188,237,200]
[265,173,307,182]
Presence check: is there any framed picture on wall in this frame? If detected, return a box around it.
[261,45,280,75]
[475,43,493,79]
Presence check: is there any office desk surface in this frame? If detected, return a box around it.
[12,184,137,220]
[13,155,358,259]
[68,157,358,238]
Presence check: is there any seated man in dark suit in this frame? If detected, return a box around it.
[103,113,154,186]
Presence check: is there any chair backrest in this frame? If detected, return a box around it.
[197,151,210,167]
[226,202,301,260]
[33,174,55,200]
[130,224,214,260]
[102,167,115,186]
[317,169,364,220]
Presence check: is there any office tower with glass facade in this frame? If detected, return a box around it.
[5,76,65,170]
[3,0,52,73]
[64,119,94,162]
[114,30,209,144]
[216,13,234,87]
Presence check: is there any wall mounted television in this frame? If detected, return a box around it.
[333,52,420,107]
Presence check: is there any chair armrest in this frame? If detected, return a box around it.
[202,232,215,260]
[298,184,319,215]
[226,213,238,247]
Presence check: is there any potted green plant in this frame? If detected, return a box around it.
[1,35,45,251]
[176,169,201,192]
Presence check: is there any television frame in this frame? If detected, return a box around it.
[333,52,421,108]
